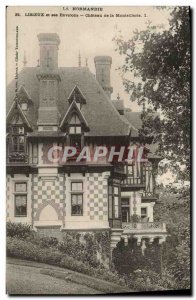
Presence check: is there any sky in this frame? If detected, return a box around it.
[7,6,171,111]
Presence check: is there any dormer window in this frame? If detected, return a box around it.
[60,98,89,151]
[17,85,32,112]
[69,113,81,135]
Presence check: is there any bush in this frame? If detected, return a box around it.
[58,236,99,268]
[7,237,126,286]
[34,236,59,248]
[6,222,34,239]
[126,269,177,292]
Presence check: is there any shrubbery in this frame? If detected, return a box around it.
[126,269,177,292]
[6,222,34,239]
[57,239,98,267]
[7,236,125,286]
[34,236,59,248]
[6,222,110,268]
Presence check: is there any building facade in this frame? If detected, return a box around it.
[6,33,167,258]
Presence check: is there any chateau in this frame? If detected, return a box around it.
[6,33,167,258]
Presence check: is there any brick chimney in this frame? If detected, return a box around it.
[38,33,60,70]
[37,33,61,130]
[94,56,113,99]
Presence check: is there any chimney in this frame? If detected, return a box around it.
[37,33,61,129]
[94,56,113,99]
[38,33,60,70]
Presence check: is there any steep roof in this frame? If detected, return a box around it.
[7,67,131,136]
[112,99,124,112]
[124,111,143,131]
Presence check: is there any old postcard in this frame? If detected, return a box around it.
[6,6,191,295]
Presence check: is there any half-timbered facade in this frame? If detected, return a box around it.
[6,33,166,258]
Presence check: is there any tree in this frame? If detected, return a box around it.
[154,186,190,289]
[113,7,191,290]
[114,7,190,179]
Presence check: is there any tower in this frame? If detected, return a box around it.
[94,56,113,99]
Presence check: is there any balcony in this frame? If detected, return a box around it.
[121,222,167,245]
[6,151,35,175]
[111,222,167,249]
[122,222,166,232]
[121,177,145,190]
[7,152,29,164]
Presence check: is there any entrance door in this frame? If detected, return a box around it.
[121,198,130,222]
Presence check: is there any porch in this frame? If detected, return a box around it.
[111,221,167,250]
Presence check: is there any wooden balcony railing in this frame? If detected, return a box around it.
[122,177,144,186]
[7,152,29,164]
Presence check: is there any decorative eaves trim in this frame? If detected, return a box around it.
[60,100,89,130]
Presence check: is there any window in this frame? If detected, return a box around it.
[71,181,83,216]
[141,207,148,220]
[108,185,120,219]
[114,197,119,218]
[114,186,119,218]
[11,126,25,152]
[69,113,81,135]
[108,186,113,219]
[14,182,27,217]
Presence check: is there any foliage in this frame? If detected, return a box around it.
[113,7,190,178]
[59,231,110,267]
[113,238,179,291]
[7,236,125,286]
[127,268,176,291]
[6,222,34,239]
[6,223,110,268]
[34,236,59,248]
[113,237,161,275]
[58,234,99,268]
[130,214,141,222]
[154,186,190,289]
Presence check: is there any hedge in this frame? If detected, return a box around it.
[7,237,126,286]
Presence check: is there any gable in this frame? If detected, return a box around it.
[6,101,32,130]
[68,85,86,104]
[60,100,89,131]
[17,85,32,104]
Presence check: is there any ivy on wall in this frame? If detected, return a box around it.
[61,231,111,267]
